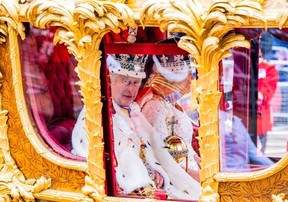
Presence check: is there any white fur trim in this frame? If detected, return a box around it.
[116,146,154,194]
[73,101,200,199]
[153,55,189,83]
[113,108,155,193]
[71,107,88,157]
[148,129,201,199]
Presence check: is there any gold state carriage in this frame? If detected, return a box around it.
[0,0,288,201]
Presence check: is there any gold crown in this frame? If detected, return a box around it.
[108,54,148,79]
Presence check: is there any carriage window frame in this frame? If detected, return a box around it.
[101,38,199,198]
[19,24,86,162]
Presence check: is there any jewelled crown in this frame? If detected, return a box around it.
[156,54,192,68]
[107,54,148,79]
[153,37,193,71]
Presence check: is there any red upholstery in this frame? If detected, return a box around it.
[41,44,75,119]
[22,26,85,161]
[191,124,200,157]
[47,118,76,152]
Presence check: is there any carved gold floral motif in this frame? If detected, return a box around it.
[0,38,52,201]
[272,193,288,202]
[0,0,25,44]
[0,0,288,201]
[219,164,288,201]
[0,1,56,201]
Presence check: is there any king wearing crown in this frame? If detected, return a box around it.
[71,53,200,200]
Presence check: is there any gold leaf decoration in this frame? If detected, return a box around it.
[0,54,51,201]
[218,157,288,201]
[272,193,288,202]
[2,24,86,202]
[0,0,25,44]
[0,1,54,200]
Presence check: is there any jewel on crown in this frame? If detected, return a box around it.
[113,54,148,72]
[159,54,192,67]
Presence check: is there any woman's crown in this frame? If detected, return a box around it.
[158,54,192,67]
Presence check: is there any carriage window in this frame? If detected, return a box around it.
[220,29,288,172]
[20,25,84,161]
[102,30,201,200]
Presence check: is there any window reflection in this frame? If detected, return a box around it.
[259,31,288,157]
[219,93,274,172]
[20,24,84,160]
[258,32,279,155]
[220,29,288,172]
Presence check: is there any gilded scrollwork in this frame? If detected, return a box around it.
[216,155,288,201]
[218,166,288,201]
[140,0,266,201]
[276,7,288,28]
[0,44,51,201]
[0,0,52,201]
[0,0,288,201]
[26,0,136,200]
[272,193,288,202]
[0,0,25,44]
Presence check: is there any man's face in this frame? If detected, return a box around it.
[111,74,142,107]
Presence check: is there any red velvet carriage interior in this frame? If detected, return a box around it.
[21,26,85,161]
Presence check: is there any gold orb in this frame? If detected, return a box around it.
[164,134,188,164]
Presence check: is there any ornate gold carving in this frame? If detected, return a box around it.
[0,32,51,201]
[276,7,288,28]
[218,164,288,201]
[272,193,288,202]
[14,0,87,173]
[6,25,87,200]
[26,0,135,200]
[34,189,94,202]
[0,1,54,200]
[216,155,288,201]
[0,0,25,44]
[0,0,287,201]
[140,0,265,201]
[9,9,86,185]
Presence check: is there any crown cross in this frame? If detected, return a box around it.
[168,116,178,135]
[128,27,137,35]
[174,55,184,63]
